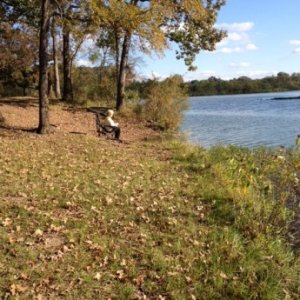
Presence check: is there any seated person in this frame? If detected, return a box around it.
[104,109,121,140]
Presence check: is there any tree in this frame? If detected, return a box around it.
[91,0,226,111]
[91,0,171,110]
[52,0,93,102]
[62,22,73,101]
[37,0,51,134]
[0,111,5,124]
[0,22,39,95]
[167,0,226,70]
[0,0,40,25]
[51,16,61,99]
[0,1,40,96]
[0,0,55,133]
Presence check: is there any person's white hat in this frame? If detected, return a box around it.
[107,109,114,117]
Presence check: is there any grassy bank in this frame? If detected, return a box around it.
[0,132,299,299]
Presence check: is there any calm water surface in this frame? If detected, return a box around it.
[181,91,300,148]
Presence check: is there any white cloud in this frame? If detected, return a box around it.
[245,43,258,51]
[81,37,96,50]
[216,22,254,32]
[217,32,248,46]
[75,37,98,67]
[289,40,300,54]
[151,71,162,78]
[216,44,258,53]
[289,40,300,45]
[183,70,277,81]
[216,39,229,47]
[235,70,276,79]
[215,22,257,54]
[75,58,95,67]
[230,62,251,68]
[227,32,244,42]
[140,71,168,81]
[218,47,242,53]
[293,48,300,54]
[184,70,216,81]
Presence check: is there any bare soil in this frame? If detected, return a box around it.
[0,97,160,142]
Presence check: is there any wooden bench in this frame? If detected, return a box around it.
[87,107,117,138]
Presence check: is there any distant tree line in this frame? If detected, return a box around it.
[186,72,300,96]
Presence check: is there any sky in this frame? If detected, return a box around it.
[78,0,300,82]
[139,0,300,81]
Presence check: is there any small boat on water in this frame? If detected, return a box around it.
[271,96,300,100]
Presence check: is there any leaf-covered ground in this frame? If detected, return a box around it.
[0,101,299,299]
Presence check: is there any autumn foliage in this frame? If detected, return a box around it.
[140,75,188,130]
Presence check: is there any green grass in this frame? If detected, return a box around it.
[0,134,299,299]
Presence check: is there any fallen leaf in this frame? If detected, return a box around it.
[94,272,101,280]
[220,271,229,279]
[133,275,145,286]
[10,284,27,295]
[2,218,12,227]
[34,229,43,236]
[120,259,127,266]
[116,270,125,279]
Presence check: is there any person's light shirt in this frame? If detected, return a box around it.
[104,116,119,127]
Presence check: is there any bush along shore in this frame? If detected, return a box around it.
[0,127,299,299]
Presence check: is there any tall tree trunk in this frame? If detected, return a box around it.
[62,27,73,102]
[114,26,120,96]
[116,32,131,111]
[37,0,50,134]
[23,86,28,96]
[0,111,5,124]
[51,18,61,99]
[47,68,53,97]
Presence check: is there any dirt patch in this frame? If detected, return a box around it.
[44,234,66,251]
[0,98,160,143]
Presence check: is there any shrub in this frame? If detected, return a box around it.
[141,75,188,131]
[72,66,116,106]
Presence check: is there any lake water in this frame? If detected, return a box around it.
[181,91,300,148]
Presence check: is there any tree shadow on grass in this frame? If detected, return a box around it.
[0,96,39,108]
[0,123,38,134]
[0,98,37,133]
[0,96,62,108]
[0,96,62,135]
